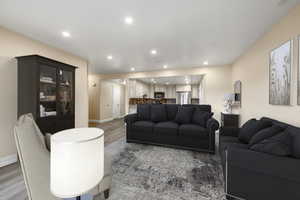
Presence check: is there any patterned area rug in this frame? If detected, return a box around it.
[106,138,225,200]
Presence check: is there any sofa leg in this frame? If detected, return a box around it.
[104,189,110,199]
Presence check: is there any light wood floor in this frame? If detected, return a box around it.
[0,118,125,200]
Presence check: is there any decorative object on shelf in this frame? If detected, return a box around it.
[269,40,292,105]
[51,128,104,200]
[223,93,235,114]
[233,80,241,107]
[298,36,300,105]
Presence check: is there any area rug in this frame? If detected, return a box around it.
[106,138,225,200]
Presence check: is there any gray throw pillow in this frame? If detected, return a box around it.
[249,125,284,146]
[250,130,292,156]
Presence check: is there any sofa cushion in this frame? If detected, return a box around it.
[192,109,213,127]
[175,106,194,124]
[132,121,154,133]
[249,125,284,146]
[165,104,179,121]
[154,121,179,135]
[179,124,208,138]
[250,130,292,156]
[137,104,151,121]
[238,119,272,144]
[151,104,167,122]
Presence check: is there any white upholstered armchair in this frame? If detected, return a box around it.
[14,114,112,200]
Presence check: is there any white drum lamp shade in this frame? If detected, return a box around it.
[50,128,104,198]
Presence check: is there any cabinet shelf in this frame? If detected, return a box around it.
[40,80,56,85]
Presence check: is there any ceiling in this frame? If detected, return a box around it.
[134,75,203,85]
[0,0,299,74]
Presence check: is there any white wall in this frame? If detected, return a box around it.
[232,4,300,126]
[0,27,89,161]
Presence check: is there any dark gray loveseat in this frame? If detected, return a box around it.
[219,117,300,200]
[125,104,219,153]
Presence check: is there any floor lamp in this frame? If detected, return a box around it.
[50,128,104,200]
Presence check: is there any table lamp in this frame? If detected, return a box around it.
[50,128,104,200]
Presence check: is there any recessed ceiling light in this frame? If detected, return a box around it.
[150,49,157,55]
[166,82,169,85]
[151,78,155,82]
[62,31,71,38]
[163,65,168,69]
[203,61,209,65]
[130,67,135,71]
[107,55,113,60]
[124,16,134,25]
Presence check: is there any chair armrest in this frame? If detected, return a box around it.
[124,113,138,126]
[227,147,300,183]
[206,118,219,131]
[220,127,240,137]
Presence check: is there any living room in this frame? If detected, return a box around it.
[1,1,300,200]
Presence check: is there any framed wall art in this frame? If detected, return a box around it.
[269,40,292,105]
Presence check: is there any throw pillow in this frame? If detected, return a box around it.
[238,119,272,144]
[250,130,292,156]
[175,106,194,124]
[137,104,151,121]
[151,104,167,122]
[249,125,284,146]
[192,109,213,127]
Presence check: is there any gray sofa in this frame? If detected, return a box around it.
[14,114,112,200]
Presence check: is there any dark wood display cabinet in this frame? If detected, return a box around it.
[16,55,76,134]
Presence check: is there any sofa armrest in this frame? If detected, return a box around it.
[227,147,300,183]
[220,127,240,137]
[124,113,138,126]
[206,118,219,131]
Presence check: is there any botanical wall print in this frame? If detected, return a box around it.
[269,40,292,105]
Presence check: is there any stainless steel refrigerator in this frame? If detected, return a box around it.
[176,92,191,105]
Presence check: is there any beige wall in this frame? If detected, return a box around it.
[232,5,300,126]
[93,65,232,122]
[88,75,101,120]
[88,76,126,121]
[0,27,89,159]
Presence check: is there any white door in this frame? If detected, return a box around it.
[113,84,121,118]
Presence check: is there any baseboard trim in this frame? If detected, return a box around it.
[0,154,18,168]
[90,116,124,124]
[115,114,126,119]
[100,117,114,123]
[89,119,101,123]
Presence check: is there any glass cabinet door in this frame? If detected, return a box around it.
[58,69,74,116]
[39,65,57,118]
